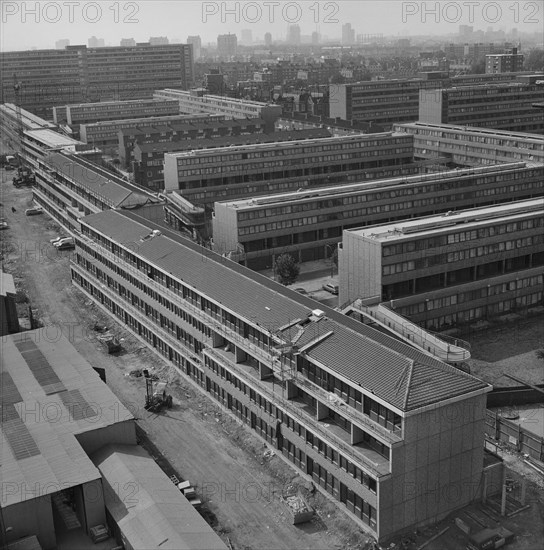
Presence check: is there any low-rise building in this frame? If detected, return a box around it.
[394,122,544,165]
[154,89,283,132]
[133,128,330,191]
[80,113,224,152]
[419,81,544,134]
[0,103,57,152]
[58,98,180,128]
[162,132,415,205]
[330,73,539,127]
[212,162,544,270]
[32,151,159,232]
[71,208,492,542]
[0,329,136,549]
[339,199,544,331]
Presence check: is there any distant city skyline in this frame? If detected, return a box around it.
[1,0,542,51]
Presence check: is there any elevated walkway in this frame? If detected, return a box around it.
[343,299,471,363]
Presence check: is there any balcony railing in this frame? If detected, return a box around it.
[205,346,391,477]
[295,376,402,444]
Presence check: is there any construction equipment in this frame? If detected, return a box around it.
[145,379,173,412]
[96,332,122,354]
[12,74,35,187]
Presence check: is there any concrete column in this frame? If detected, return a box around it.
[259,363,273,380]
[316,401,329,421]
[235,346,247,363]
[352,424,364,445]
[212,332,224,348]
[286,380,298,400]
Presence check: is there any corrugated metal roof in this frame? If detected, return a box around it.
[1,331,134,507]
[82,210,490,412]
[92,445,227,550]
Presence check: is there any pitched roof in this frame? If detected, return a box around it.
[81,210,490,413]
[0,330,134,508]
[92,445,227,550]
[46,152,155,209]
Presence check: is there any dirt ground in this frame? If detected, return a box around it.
[2,163,543,550]
[0,168,373,550]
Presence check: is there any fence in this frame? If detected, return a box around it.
[485,409,544,461]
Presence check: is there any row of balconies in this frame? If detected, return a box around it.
[78,237,402,452]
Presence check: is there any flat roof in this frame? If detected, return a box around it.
[24,129,82,148]
[83,114,225,130]
[0,104,56,130]
[0,330,134,508]
[167,131,405,158]
[80,210,490,413]
[158,89,281,108]
[217,162,533,211]
[137,128,331,154]
[395,121,544,142]
[348,198,543,242]
[65,98,178,109]
[92,445,227,550]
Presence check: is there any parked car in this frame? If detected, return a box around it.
[50,236,68,244]
[56,241,75,251]
[0,221,8,230]
[25,207,43,216]
[293,288,308,295]
[53,237,74,248]
[322,282,339,295]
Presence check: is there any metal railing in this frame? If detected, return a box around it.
[295,376,402,444]
[205,347,390,477]
[348,300,471,362]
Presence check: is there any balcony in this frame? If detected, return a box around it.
[295,376,402,445]
[205,346,391,477]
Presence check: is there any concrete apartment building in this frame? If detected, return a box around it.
[212,162,544,270]
[162,132,415,205]
[32,151,158,232]
[0,44,194,118]
[133,128,329,191]
[0,103,56,150]
[329,73,538,127]
[339,199,544,331]
[486,51,524,73]
[118,114,227,165]
[1,328,226,550]
[80,113,225,152]
[70,208,492,542]
[394,122,544,165]
[58,99,180,126]
[419,79,544,134]
[154,89,283,132]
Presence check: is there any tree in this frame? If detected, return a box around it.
[275,253,300,286]
[536,349,544,361]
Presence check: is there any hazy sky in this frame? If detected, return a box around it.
[1,0,543,51]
